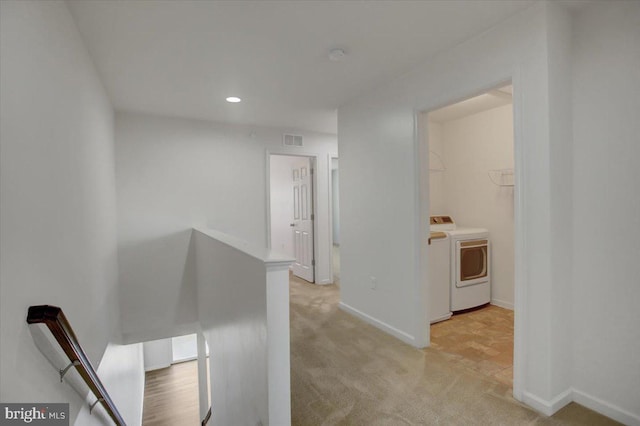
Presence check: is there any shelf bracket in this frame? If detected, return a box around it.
[90,398,104,415]
[59,360,80,382]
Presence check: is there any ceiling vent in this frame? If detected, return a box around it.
[283,134,303,147]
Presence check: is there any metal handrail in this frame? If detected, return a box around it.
[27,305,126,426]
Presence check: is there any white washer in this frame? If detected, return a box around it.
[428,231,452,323]
[431,216,491,312]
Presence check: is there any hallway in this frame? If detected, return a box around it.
[289,275,618,425]
[140,275,619,425]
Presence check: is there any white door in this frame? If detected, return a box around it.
[291,162,314,282]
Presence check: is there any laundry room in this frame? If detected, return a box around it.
[423,85,515,386]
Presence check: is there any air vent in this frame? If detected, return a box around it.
[283,134,303,147]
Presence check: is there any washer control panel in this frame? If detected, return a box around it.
[430,216,454,225]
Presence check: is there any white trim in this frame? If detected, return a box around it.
[266,150,321,283]
[196,331,210,422]
[339,302,416,346]
[413,110,430,348]
[522,388,640,425]
[521,389,572,416]
[327,154,339,285]
[415,73,526,399]
[172,355,198,364]
[511,67,526,403]
[490,298,514,310]
[135,343,145,426]
[144,360,171,372]
[573,388,640,426]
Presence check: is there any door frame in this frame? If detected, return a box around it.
[266,151,319,283]
[415,73,525,400]
[327,155,339,284]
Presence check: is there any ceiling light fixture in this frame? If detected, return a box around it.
[226,96,241,103]
[328,48,346,62]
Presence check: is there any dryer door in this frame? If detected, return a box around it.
[456,239,489,287]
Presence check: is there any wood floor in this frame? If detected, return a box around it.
[142,361,200,425]
[430,304,514,387]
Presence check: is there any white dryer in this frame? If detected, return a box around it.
[431,216,491,312]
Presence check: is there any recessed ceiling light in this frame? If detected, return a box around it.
[328,48,347,62]
[226,96,241,103]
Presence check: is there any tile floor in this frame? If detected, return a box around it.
[430,304,514,387]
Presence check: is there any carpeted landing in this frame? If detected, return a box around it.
[289,274,620,425]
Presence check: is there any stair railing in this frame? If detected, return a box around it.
[201,406,211,425]
[27,305,126,426]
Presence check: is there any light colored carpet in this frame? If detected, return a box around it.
[290,275,620,425]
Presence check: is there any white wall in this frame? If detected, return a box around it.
[0,1,130,423]
[545,1,575,404]
[172,334,199,362]
[339,1,639,421]
[270,155,310,257]
[115,112,337,342]
[75,343,145,426]
[427,121,446,215]
[434,104,515,309]
[570,2,640,422]
[338,0,571,412]
[194,229,292,426]
[143,339,173,371]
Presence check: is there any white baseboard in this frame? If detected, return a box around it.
[338,302,416,346]
[491,298,514,310]
[172,355,198,364]
[572,388,640,426]
[144,361,171,372]
[522,389,572,416]
[521,388,639,425]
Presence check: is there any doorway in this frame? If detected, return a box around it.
[269,154,316,283]
[422,84,516,387]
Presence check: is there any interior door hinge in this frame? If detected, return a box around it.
[312,259,315,266]
[310,168,314,175]
[311,213,314,220]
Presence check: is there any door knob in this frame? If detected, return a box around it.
[290,223,295,227]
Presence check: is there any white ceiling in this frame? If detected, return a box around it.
[67,0,535,134]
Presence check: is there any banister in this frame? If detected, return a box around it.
[26,305,126,426]
[201,406,211,426]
